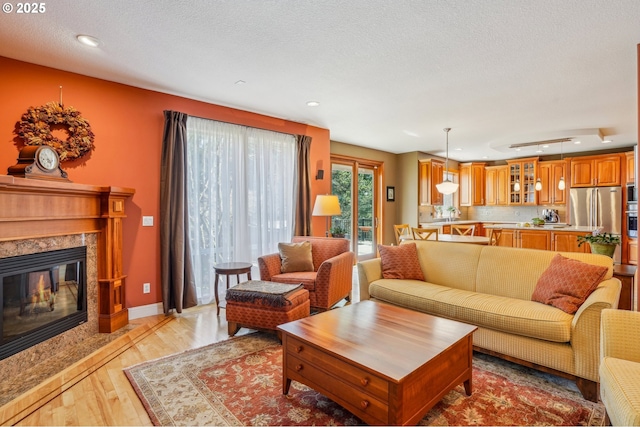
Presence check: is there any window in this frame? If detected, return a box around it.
[186,117,296,303]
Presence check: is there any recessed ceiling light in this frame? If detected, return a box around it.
[454,148,462,151]
[515,148,521,152]
[574,140,581,144]
[482,156,488,159]
[306,101,320,107]
[76,34,100,47]
[542,144,549,148]
[535,149,543,153]
[602,139,612,144]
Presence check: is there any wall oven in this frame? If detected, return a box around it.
[627,204,638,237]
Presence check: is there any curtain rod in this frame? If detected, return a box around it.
[185,113,299,138]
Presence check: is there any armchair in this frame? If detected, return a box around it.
[600,309,640,426]
[258,236,355,311]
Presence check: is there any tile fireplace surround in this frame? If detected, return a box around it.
[0,175,135,389]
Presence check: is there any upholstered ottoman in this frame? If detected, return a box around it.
[226,280,310,338]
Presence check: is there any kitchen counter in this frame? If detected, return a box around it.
[483,223,597,233]
[420,220,596,233]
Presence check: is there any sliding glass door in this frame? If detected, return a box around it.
[331,156,381,261]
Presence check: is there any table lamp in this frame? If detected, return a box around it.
[312,194,341,237]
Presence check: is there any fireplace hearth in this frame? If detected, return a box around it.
[1,247,87,360]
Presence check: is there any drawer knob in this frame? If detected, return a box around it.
[361,400,369,409]
[295,364,303,371]
[296,346,303,353]
[360,378,369,386]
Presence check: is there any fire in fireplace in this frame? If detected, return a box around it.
[1,247,87,360]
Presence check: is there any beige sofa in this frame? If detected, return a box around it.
[357,240,621,401]
[600,309,640,425]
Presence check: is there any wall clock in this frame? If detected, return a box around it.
[7,145,70,182]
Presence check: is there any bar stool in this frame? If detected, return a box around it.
[213,262,252,315]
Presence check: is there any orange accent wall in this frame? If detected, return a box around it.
[0,56,330,309]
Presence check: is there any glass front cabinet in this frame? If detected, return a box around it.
[506,157,538,205]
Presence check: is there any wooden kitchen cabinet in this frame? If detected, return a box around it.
[551,231,590,253]
[460,162,486,206]
[516,229,551,250]
[507,158,538,205]
[538,160,567,205]
[496,229,515,247]
[570,154,622,187]
[485,165,509,206]
[419,159,444,206]
[627,239,637,265]
[626,151,635,184]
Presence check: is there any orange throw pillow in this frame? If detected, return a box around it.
[531,254,608,314]
[378,243,425,281]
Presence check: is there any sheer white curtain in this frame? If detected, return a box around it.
[186,117,296,304]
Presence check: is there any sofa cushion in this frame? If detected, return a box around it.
[378,243,424,280]
[369,279,573,342]
[410,240,482,292]
[279,241,314,273]
[476,246,614,301]
[532,254,608,314]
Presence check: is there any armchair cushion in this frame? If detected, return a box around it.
[531,254,607,314]
[278,241,313,273]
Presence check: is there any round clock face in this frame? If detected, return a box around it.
[37,146,59,171]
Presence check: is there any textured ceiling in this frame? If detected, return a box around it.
[1,0,639,161]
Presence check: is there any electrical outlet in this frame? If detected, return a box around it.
[143,282,150,294]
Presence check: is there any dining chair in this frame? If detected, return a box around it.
[451,224,475,236]
[488,228,503,246]
[394,224,411,244]
[412,227,439,241]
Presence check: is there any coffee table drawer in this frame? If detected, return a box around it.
[286,336,388,401]
[287,353,388,424]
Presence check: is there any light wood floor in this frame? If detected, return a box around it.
[14,304,253,426]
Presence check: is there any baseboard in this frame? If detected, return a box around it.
[128,302,163,319]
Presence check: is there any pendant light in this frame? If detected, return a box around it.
[436,128,459,195]
[558,141,566,190]
[514,180,520,192]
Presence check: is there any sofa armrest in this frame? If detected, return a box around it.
[357,258,382,300]
[315,251,355,308]
[601,308,640,363]
[570,277,621,381]
[257,253,282,281]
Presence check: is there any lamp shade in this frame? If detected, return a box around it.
[312,195,341,216]
[435,180,459,195]
[535,178,542,191]
[558,177,566,190]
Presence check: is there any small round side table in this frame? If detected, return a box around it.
[213,262,253,315]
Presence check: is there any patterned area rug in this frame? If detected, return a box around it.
[124,333,605,426]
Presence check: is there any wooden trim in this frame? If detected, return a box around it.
[0,175,135,333]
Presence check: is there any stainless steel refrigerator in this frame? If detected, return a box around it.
[569,186,622,263]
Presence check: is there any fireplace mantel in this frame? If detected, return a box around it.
[0,175,135,332]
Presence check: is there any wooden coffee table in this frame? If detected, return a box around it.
[277,300,477,426]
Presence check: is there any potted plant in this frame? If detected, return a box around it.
[577,229,621,258]
[330,225,347,238]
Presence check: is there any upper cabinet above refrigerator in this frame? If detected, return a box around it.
[570,154,622,187]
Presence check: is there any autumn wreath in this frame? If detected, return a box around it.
[18,101,95,161]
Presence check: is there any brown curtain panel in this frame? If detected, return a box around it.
[160,111,198,314]
[294,135,312,236]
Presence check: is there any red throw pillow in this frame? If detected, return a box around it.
[531,254,608,314]
[378,243,425,281]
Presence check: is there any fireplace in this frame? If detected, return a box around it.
[1,247,87,360]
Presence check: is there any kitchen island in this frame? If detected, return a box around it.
[483,223,596,252]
